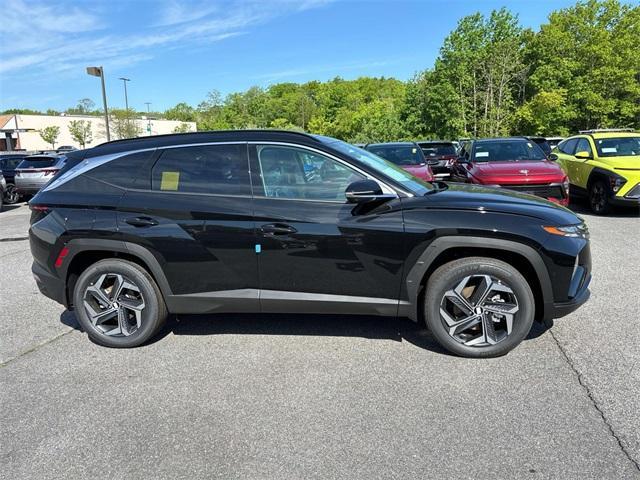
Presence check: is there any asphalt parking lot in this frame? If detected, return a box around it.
[1,201,639,479]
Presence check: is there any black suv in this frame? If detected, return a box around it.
[29,131,591,357]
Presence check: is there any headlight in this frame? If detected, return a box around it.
[610,176,626,193]
[543,224,589,239]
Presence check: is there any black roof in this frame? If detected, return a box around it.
[365,142,418,148]
[85,130,322,159]
[416,140,455,145]
[473,137,530,143]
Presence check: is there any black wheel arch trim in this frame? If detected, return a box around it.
[61,238,172,305]
[587,167,625,191]
[402,236,554,322]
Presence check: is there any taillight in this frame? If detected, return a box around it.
[55,246,70,268]
[43,169,57,176]
[29,204,50,212]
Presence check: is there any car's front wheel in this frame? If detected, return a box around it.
[424,257,535,358]
[73,259,168,347]
[589,179,611,215]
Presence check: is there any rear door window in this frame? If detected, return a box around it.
[151,144,250,196]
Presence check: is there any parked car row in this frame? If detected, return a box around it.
[364,129,639,215]
[0,152,68,209]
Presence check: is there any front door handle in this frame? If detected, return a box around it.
[125,216,159,227]
[260,223,297,235]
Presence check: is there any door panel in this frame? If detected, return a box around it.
[250,144,406,315]
[116,143,259,311]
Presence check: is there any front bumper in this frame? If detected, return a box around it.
[546,274,591,320]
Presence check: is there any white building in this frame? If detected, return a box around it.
[0,114,196,151]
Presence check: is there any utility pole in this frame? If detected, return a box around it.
[86,66,110,141]
[119,77,131,131]
[144,102,152,136]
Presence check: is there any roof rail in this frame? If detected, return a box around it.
[578,128,635,134]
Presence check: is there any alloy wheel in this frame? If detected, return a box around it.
[439,274,519,347]
[590,182,607,213]
[4,184,19,204]
[83,273,146,337]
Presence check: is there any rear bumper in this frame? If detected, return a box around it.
[32,261,67,307]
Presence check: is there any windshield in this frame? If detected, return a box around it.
[419,143,457,157]
[594,136,640,157]
[473,140,547,162]
[366,145,426,166]
[317,137,433,195]
[529,138,552,156]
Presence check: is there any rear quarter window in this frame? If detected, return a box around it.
[87,150,155,190]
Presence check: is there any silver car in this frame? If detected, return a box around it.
[15,154,67,195]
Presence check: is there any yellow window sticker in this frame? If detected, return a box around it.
[412,148,417,154]
[160,171,180,191]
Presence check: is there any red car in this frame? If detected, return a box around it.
[452,137,569,206]
[364,142,434,182]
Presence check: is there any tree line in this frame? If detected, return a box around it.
[5,0,639,143]
[164,0,639,141]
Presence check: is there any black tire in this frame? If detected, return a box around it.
[4,183,20,204]
[424,257,535,358]
[73,259,168,347]
[589,179,611,215]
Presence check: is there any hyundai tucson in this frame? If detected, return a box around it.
[29,131,591,358]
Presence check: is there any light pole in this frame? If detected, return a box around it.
[119,77,131,131]
[86,66,110,141]
[144,102,152,136]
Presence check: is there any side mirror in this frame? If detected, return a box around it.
[345,179,396,204]
[574,151,591,160]
[549,153,559,161]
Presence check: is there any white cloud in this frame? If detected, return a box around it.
[154,0,220,27]
[0,0,335,78]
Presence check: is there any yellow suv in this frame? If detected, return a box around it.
[555,129,640,214]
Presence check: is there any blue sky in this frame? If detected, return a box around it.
[0,0,577,112]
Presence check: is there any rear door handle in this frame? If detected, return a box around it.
[125,216,159,227]
[260,223,297,235]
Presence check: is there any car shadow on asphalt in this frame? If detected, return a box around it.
[0,204,24,213]
[569,198,640,218]
[60,310,552,356]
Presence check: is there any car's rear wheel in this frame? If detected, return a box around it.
[424,257,535,358]
[589,179,610,215]
[73,259,167,347]
[3,183,20,204]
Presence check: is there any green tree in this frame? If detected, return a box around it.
[68,120,93,148]
[39,125,60,148]
[522,0,640,132]
[172,123,193,133]
[109,109,142,139]
[165,103,196,122]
